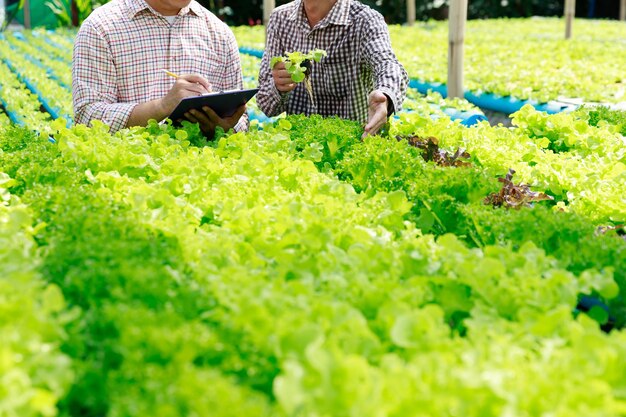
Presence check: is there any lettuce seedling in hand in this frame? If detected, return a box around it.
[271,49,327,106]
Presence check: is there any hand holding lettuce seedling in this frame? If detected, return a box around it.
[270,49,326,104]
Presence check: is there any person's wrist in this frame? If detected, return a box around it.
[383,93,394,117]
[156,97,172,120]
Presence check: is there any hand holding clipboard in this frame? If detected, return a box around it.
[162,70,258,126]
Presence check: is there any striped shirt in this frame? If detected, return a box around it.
[72,0,247,133]
[257,0,408,123]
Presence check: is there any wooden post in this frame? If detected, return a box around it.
[448,0,467,99]
[263,0,274,26]
[620,0,626,21]
[564,0,575,39]
[407,0,415,26]
[23,0,30,29]
[71,0,79,27]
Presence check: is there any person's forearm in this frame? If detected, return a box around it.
[127,98,168,128]
[363,14,409,115]
[372,56,408,110]
[74,101,137,133]
[257,81,290,117]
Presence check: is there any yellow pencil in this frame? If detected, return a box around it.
[161,69,179,79]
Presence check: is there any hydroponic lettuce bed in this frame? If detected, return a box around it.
[1,25,626,417]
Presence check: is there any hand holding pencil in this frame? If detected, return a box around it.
[161,69,212,93]
[161,69,180,79]
[158,70,212,116]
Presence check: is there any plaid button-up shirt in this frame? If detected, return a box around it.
[72,0,247,133]
[257,0,408,124]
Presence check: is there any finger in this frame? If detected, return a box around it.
[203,105,244,130]
[180,74,211,91]
[175,82,210,96]
[181,86,210,97]
[179,81,211,96]
[274,74,294,84]
[273,69,292,78]
[185,112,199,123]
[173,80,208,96]
[190,109,213,127]
[361,122,383,138]
[275,70,292,78]
[364,112,386,135]
[202,105,222,124]
[273,62,286,70]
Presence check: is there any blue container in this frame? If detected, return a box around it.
[410,78,579,115]
[409,79,448,97]
[248,108,274,124]
[0,94,24,126]
[239,47,264,59]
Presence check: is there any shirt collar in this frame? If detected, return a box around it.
[125,0,147,19]
[288,0,351,26]
[287,0,304,22]
[325,0,351,26]
[187,1,203,16]
[125,0,202,19]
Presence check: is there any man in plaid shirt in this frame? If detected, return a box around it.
[257,0,408,137]
[72,0,247,138]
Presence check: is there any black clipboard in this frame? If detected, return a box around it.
[168,88,259,124]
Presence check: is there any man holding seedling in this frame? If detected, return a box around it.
[72,0,247,138]
[257,0,408,138]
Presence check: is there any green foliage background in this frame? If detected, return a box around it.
[6,0,619,28]
[207,0,612,26]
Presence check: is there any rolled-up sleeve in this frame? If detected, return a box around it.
[362,11,408,114]
[221,28,249,132]
[72,20,137,132]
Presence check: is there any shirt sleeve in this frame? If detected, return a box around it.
[72,19,137,133]
[256,12,290,117]
[361,11,409,114]
[221,27,249,133]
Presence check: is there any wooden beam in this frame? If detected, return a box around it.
[448,0,468,99]
[620,0,626,21]
[407,0,415,26]
[564,0,575,39]
[263,0,274,27]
